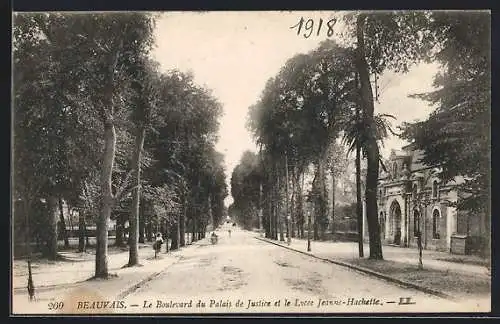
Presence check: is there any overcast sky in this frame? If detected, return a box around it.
[151,11,440,206]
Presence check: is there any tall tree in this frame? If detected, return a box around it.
[147,70,224,249]
[340,11,434,259]
[247,40,358,241]
[84,13,156,277]
[400,11,491,258]
[325,140,348,234]
[27,13,157,277]
[126,57,160,267]
[13,13,101,260]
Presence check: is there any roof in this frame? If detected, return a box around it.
[409,149,429,171]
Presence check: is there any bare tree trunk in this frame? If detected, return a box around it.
[58,198,69,249]
[86,223,90,247]
[356,14,383,259]
[356,131,364,258]
[68,208,75,238]
[269,168,275,239]
[265,179,272,238]
[271,165,276,240]
[95,121,115,278]
[80,183,92,252]
[180,199,186,246]
[483,210,491,263]
[269,178,274,239]
[198,221,206,240]
[192,217,197,243]
[317,155,328,240]
[331,171,336,235]
[164,220,170,253]
[285,154,290,242]
[146,216,153,242]
[290,166,296,238]
[171,214,179,251]
[198,221,204,239]
[115,213,124,247]
[128,127,145,266]
[208,195,213,230]
[78,210,86,252]
[138,199,145,243]
[274,179,278,240]
[46,196,58,260]
[298,170,305,238]
[277,169,284,242]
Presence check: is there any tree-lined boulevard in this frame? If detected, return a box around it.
[12,10,490,314]
[14,228,490,314]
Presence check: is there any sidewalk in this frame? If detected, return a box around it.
[283,238,490,277]
[256,235,491,301]
[13,243,150,290]
[12,239,207,314]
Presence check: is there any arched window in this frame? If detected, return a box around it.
[432,180,439,199]
[392,162,398,178]
[413,210,420,236]
[432,209,440,239]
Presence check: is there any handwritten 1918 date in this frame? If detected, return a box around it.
[290,17,337,38]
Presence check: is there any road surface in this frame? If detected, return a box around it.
[119,227,478,314]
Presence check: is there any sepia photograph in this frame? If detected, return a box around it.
[11,10,491,315]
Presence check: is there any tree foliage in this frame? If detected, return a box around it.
[400,11,490,216]
[13,12,228,277]
[230,151,262,229]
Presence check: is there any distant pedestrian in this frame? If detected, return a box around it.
[210,232,218,245]
[228,229,231,238]
[154,233,164,258]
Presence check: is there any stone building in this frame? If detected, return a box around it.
[362,143,487,255]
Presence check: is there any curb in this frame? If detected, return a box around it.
[116,242,205,299]
[255,236,457,302]
[115,267,168,300]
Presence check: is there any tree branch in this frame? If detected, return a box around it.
[114,184,140,205]
[33,14,53,44]
[113,168,134,200]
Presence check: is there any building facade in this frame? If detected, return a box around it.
[362,144,486,254]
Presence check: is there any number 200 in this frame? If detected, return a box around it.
[48,301,64,310]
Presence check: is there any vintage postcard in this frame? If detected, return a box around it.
[11,10,491,315]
